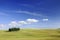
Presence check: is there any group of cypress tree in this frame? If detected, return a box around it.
[8,27,20,32]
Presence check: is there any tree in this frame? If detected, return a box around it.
[8,27,20,32]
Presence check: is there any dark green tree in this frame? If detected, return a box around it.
[8,27,20,32]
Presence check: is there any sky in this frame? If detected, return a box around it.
[0,0,60,30]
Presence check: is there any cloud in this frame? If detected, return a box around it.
[0,24,5,27]
[42,18,48,21]
[18,21,27,26]
[26,19,39,24]
[18,21,27,24]
[16,11,47,18]
[9,21,17,27]
[8,19,39,28]
[0,12,8,16]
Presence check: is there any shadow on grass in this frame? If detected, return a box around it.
[38,38,59,40]
[50,35,60,37]
[5,30,19,32]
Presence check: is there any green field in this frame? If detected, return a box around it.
[0,29,60,40]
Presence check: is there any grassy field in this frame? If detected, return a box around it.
[0,29,60,40]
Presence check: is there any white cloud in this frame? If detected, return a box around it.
[16,11,47,18]
[0,24,5,27]
[8,19,39,28]
[0,12,8,16]
[18,19,39,25]
[26,19,39,24]
[9,21,17,27]
[18,21,27,26]
[42,19,48,21]
[18,21,27,24]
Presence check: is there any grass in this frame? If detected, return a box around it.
[0,29,60,40]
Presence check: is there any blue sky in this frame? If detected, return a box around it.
[0,0,60,30]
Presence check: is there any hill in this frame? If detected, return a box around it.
[0,29,60,40]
